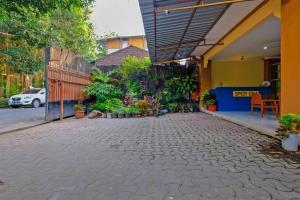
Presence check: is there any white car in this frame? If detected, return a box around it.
[8,88,46,108]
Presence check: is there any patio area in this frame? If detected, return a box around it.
[202,109,279,137]
[0,113,299,200]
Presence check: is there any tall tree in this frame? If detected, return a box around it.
[0,0,102,75]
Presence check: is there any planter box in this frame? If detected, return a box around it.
[282,134,299,151]
[118,114,125,118]
[207,105,217,112]
[107,113,112,119]
[75,111,85,119]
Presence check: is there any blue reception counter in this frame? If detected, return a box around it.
[210,87,271,111]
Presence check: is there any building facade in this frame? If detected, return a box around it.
[139,0,300,115]
[100,35,148,55]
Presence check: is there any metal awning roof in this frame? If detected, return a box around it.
[138,0,234,63]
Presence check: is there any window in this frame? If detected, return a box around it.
[121,38,128,48]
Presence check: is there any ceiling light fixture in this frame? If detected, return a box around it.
[263,46,268,50]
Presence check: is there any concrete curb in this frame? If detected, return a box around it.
[0,121,50,136]
[201,109,280,141]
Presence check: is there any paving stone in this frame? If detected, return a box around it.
[0,113,299,200]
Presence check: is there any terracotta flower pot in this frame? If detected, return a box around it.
[207,105,217,112]
[75,111,85,119]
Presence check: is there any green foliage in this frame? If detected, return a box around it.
[84,82,122,102]
[128,105,141,114]
[0,0,103,64]
[162,77,197,104]
[74,103,84,111]
[2,0,95,14]
[166,103,178,112]
[206,99,217,106]
[177,77,197,97]
[91,67,120,85]
[200,90,216,105]
[89,98,123,113]
[0,97,8,108]
[125,80,140,98]
[279,114,300,130]
[4,45,44,74]
[116,56,151,80]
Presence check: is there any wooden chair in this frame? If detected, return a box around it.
[251,94,279,118]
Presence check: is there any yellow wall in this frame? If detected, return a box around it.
[281,0,300,115]
[211,60,264,88]
[106,37,147,50]
[128,37,146,49]
[106,39,121,49]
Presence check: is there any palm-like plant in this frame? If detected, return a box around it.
[91,67,120,85]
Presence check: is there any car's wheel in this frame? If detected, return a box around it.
[32,99,41,108]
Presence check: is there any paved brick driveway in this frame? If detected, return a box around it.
[0,113,299,200]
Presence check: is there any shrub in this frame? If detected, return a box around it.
[166,103,178,112]
[200,90,216,105]
[128,105,141,114]
[74,103,84,112]
[206,99,217,106]
[135,99,151,113]
[84,82,122,102]
[89,98,123,113]
[279,114,300,130]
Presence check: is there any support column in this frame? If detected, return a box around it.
[281,0,300,115]
[199,58,212,95]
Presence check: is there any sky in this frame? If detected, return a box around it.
[90,0,145,37]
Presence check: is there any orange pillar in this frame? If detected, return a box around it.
[199,59,212,95]
[281,0,300,115]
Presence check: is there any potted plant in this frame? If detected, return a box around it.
[200,90,216,109]
[167,103,177,113]
[147,108,154,116]
[106,111,112,119]
[276,114,300,151]
[117,107,126,118]
[125,107,132,118]
[74,103,85,119]
[206,99,217,112]
[135,99,151,117]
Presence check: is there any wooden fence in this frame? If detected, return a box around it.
[45,47,92,120]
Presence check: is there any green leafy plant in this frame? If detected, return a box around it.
[84,82,122,102]
[200,90,216,105]
[177,77,197,98]
[128,105,141,114]
[125,80,140,98]
[166,103,178,112]
[206,99,217,106]
[91,67,120,85]
[89,98,123,113]
[74,103,84,112]
[115,56,151,80]
[279,114,300,131]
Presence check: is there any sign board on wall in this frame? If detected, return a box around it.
[232,91,259,97]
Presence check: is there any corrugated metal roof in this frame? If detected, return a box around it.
[138,0,229,63]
